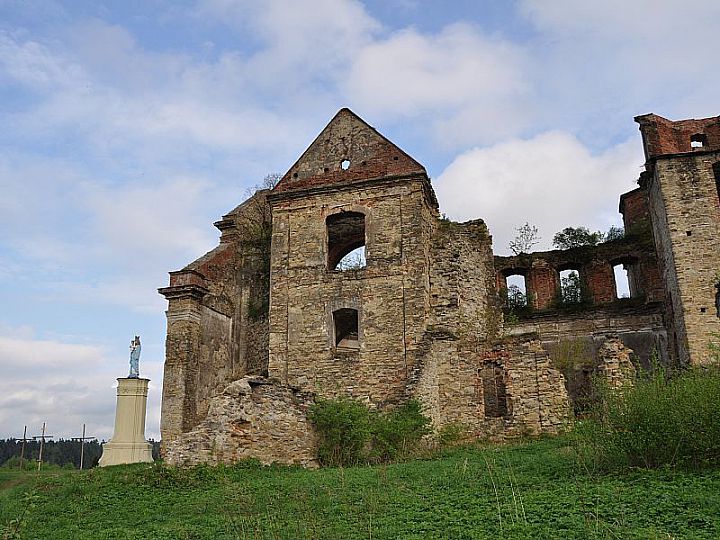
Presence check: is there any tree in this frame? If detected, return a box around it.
[560,271,583,304]
[604,225,624,242]
[506,284,527,309]
[553,226,604,250]
[509,222,540,255]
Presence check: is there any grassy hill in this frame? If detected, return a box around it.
[2,436,720,539]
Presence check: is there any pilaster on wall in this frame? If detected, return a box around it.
[158,282,208,445]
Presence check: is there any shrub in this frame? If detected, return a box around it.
[369,400,431,462]
[309,398,431,467]
[308,398,373,467]
[574,366,720,470]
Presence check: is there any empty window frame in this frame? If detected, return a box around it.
[504,273,528,308]
[613,263,631,299]
[480,363,508,418]
[559,268,583,304]
[333,308,359,349]
[690,134,707,149]
[327,211,366,271]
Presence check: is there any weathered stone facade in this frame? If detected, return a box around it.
[159,109,719,465]
[637,114,720,365]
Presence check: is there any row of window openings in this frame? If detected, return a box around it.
[504,265,631,307]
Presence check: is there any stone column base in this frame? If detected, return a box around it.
[99,377,154,467]
[99,441,154,466]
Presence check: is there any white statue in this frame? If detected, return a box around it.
[129,336,141,378]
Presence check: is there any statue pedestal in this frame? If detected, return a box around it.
[99,378,154,467]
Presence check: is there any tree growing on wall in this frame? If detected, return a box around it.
[237,173,281,320]
[509,222,540,255]
[553,227,604,249]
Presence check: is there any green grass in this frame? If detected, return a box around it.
[2,437,720,539]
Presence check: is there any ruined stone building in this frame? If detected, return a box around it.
[158,109,720,466]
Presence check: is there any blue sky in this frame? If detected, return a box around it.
[1,0,718,441]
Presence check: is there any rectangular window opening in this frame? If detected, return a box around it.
[333,308,359,350]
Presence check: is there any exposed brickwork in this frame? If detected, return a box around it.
[496,234,664,310]
[636,114,720,158]
[275,108,430,196]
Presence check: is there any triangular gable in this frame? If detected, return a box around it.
[274,108,427,193]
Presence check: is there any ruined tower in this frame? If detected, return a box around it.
[636,114,720,364]
[266,108,438,404]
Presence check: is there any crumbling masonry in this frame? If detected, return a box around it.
[160,109,720,466]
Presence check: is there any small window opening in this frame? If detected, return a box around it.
[327,211,366,271]
[333,308,359,349]
[700,307,707,314]
[686,230,692,236]
[690,134,707,149]
[559,269,583,304]
[480,363,507,418]
[505,273,527,308]
[613,264,630,299]
[715,284,720,318]
[713,162,720,206]
[341,159,350,170]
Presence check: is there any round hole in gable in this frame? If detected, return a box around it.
[341,159,351,170]
[292,172,298,178]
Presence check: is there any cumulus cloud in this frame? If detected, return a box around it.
[434,131,644,255]
[345,23,530,147]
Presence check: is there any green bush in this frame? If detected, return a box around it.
[574,366,720,470]
[308,398,373,467]
[309,398,431,467]
[369,400,431,462]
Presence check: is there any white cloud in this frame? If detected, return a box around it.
[518,0,720,131]
[434,131,644,255]
[345,23,529,146]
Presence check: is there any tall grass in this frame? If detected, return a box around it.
[574,364,720,470]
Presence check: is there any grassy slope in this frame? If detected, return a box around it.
[1,437,719,540]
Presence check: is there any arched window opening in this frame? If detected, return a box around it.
[505,273,528,308]
[480,363,507,418]
[333,308,359,349]
[327,211,366,271]
[690,134,707,149]
[559,268,583,304]
[613,264,631,299]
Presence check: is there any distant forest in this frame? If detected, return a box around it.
[0,439,161,469]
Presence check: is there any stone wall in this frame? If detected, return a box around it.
[163,377,317,467]
[159,191,271,445]
[641,117,720,364]
[596,336,637,390]
[267,178,436,405]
